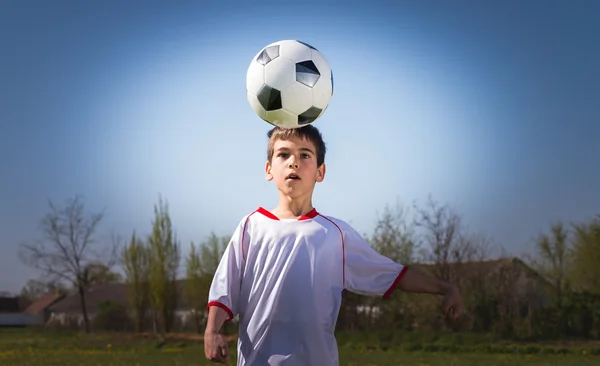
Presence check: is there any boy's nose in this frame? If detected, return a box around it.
[289,160,299,169]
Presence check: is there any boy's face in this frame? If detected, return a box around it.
[265,136,326,200]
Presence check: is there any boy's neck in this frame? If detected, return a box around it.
[272,194,314,219]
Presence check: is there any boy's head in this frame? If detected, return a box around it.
[265,125,327,199]
[266,125,327,167]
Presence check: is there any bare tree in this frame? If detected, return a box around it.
[413,196,469,282]
[19,196,118,333]
[19,278,68,309]
[370,201,417,264]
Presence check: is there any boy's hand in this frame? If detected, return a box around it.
[442,285,463,322]
[204,330,229,364]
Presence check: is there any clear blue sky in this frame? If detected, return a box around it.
[1,0,599,293]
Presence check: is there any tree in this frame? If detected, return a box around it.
[19,278,68,309]
[148,196,181,334]
[184,242,207,333]
[198,233,229,276]
[564,216,600,339]
[82,262,123,286]
[122,231,151,333]
[570,216,600,293]
[413,196,470,282]
[19,196,118,333]
[370,201,416,264]
[530,222,571,307]
[366,201,417,330]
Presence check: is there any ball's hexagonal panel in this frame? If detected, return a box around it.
[277,40,312,63]
[264,57,296,91]
[246,59,265,95]
[281,82,313,115]
[257,84,282,111]
[266,108,299,128]
[256,45,280,66]
[298,106,323,126]
[247,91,267,121]
[296,60,320,87]
[311,75,333,110]
[309,50,331,81]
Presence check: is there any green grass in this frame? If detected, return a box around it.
[0,328,598,365]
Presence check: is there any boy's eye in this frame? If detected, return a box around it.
[276,152,311,159]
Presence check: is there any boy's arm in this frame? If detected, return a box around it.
[398,267,463,320]
[341,221,463,320]
[397,267,455,295]
[204,306,231,364]
[205,216,249,329]
[205,306,230,334]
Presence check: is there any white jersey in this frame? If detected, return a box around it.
[208,207,407,366]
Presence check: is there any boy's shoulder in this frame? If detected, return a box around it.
[315,212,363,236]
[314,212,349,227]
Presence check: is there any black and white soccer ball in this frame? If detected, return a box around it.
[246,40,333,129]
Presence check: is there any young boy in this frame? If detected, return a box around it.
[204,125,463,365]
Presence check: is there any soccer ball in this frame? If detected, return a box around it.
[246,40,333,128]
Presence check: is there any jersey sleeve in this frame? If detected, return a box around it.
[207,216,249,321]
[342,222,407,298]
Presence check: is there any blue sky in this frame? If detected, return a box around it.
[1,0,599,293]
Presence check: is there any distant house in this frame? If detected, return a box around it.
[0,295,34,327]
[428,257,555,305]
[356,257,556,320]
[47,280,203,331]
[48,283,128,317]
[23,293,65,323]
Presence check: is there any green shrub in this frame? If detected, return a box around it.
[92,300,132,332]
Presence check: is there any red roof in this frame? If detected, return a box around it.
[24,293,64,314]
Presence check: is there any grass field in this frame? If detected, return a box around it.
[0,328,599,365]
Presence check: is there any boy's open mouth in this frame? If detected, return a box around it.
[286,173,301,181]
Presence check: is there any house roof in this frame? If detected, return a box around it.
[0,296,20,313]
[49,282,128,314]
[48,279,194,314]
[412,256,555,290]
[23,293,65,314]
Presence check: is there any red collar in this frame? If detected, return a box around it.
[256,207,318,221]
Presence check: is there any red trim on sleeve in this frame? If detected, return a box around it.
[207,301,234,321]
[383,266,408,299]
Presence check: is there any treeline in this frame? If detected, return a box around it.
[120,196,230,334]
[337,199,600,341]
[18,195,600,340]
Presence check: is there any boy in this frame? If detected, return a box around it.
[204,125,463,365]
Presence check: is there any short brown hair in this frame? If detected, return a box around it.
[267,125,327,167]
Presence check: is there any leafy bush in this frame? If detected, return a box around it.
[92,301,132,332]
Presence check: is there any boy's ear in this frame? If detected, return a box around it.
[265,161,273,181]
[316,163,326,183]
